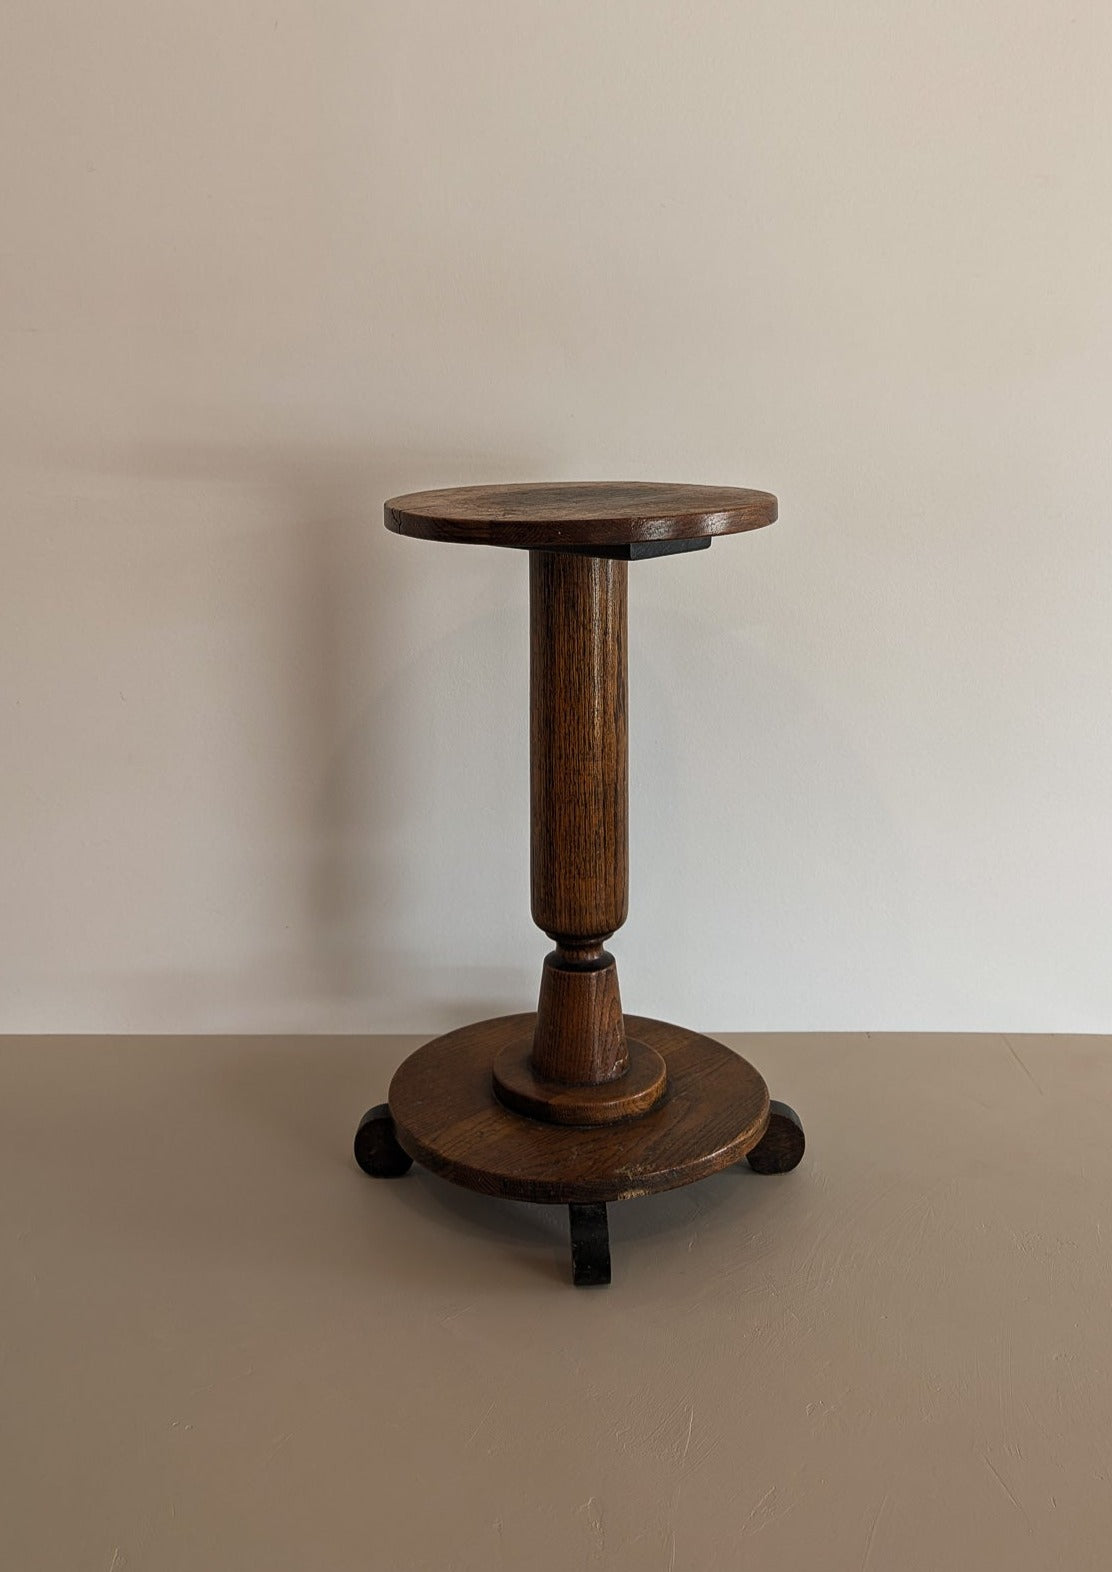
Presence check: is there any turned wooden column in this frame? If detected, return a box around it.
[489,544,668,1126]
[529,548,629,1085]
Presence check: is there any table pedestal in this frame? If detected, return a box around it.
[354,483,805,1287]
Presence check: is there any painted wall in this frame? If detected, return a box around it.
[3,1,1111,1032]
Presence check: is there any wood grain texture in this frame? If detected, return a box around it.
[491,1033,668,1126]
[527,548,632,1107]
[388,1013,770,1204]
[530,550,627,948]
[384,481,777,551]
[530,949,627,1084]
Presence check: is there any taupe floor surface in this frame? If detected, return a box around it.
[2,1032,1110,1569]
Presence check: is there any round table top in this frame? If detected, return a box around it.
[384,481,777,551]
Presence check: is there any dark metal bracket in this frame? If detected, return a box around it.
[558,537,713,561]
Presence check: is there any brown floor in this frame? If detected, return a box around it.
[2,1031,1110,1569]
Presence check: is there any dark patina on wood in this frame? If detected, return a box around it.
[527,549,632,1106]
[491,1032,668,1126]
[388,1013,770,1205]
[384,480,777,551]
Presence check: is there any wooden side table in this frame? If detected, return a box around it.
[354,482,805,1286]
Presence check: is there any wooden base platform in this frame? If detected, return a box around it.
[386,1013,772,1205]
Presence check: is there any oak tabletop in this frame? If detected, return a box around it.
[384,481,777,550]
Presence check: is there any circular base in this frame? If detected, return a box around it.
[389,1013,770,1204]
[491,1035,668,1125]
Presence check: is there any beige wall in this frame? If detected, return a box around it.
[3,1,1111,1033]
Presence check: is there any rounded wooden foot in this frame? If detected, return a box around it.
[354,1103,413,1178]
[569,1203,611,1287]
[745,1100,805,1174]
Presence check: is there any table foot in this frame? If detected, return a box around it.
[353,1103,413,1178]
[745,1100,806,1174]
[569,1202,611,1287]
